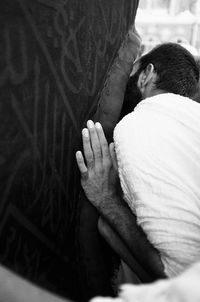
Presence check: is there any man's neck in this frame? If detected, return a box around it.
[143,89,167,100]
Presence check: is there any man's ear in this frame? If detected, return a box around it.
[138,63,155,88]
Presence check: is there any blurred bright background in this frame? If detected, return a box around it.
[135,0,200,56]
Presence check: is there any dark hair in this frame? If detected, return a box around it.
[137,43,199,98]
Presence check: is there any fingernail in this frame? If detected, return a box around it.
[95,122,102,129]
[87,120,94,129]
[82,128,89,137]
[76,151,82,158]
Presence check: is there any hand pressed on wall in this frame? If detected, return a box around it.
[76,120,166,280]
[76,120,119,212]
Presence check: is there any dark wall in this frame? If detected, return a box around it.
[0,0,139,300]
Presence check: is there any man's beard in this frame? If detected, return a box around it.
[120,74,143,120]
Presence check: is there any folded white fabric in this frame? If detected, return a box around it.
[90,261,200,302]
[113,93,200,277]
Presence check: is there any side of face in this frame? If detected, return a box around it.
[131,57,158,99]
[128,60,143,103]
[120,64,143,119]
[121,58,158,119]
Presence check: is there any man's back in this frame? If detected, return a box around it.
[114,92,200,277]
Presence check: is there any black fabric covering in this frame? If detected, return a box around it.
[0,0,139,300]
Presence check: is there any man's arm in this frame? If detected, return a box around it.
[97,193,166,280]
[76,121,165,279]
[98,217,156,282]
[93,27,141,141]
[0,265,71,302]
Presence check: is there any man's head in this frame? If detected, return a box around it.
[122,43,200,114]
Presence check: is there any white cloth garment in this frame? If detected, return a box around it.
[90,261,200,302]
[113,93,200,277]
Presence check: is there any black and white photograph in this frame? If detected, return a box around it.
[0,1,200,301]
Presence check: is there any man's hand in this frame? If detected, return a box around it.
[76,120,118,211]
[76,121,165,280]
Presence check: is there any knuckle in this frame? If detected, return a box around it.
[102,141,108,148]
[87,153,93,162]
[103,159,111,168]
[88,162,94,170]
[104,150,110,158]
[102,139,107,147]
[96,165,103,174]
[95,149,102,158]
[77,156,83,164]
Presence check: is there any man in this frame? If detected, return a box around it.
[87,27,166,282]
[76,42,200,282]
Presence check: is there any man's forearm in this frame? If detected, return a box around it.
[98,217,155,282]
[98,193,165,279]
[0,266,71,302]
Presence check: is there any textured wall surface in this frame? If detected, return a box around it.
[0,0,139,300]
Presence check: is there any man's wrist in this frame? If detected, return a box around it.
[96,190,119,213]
